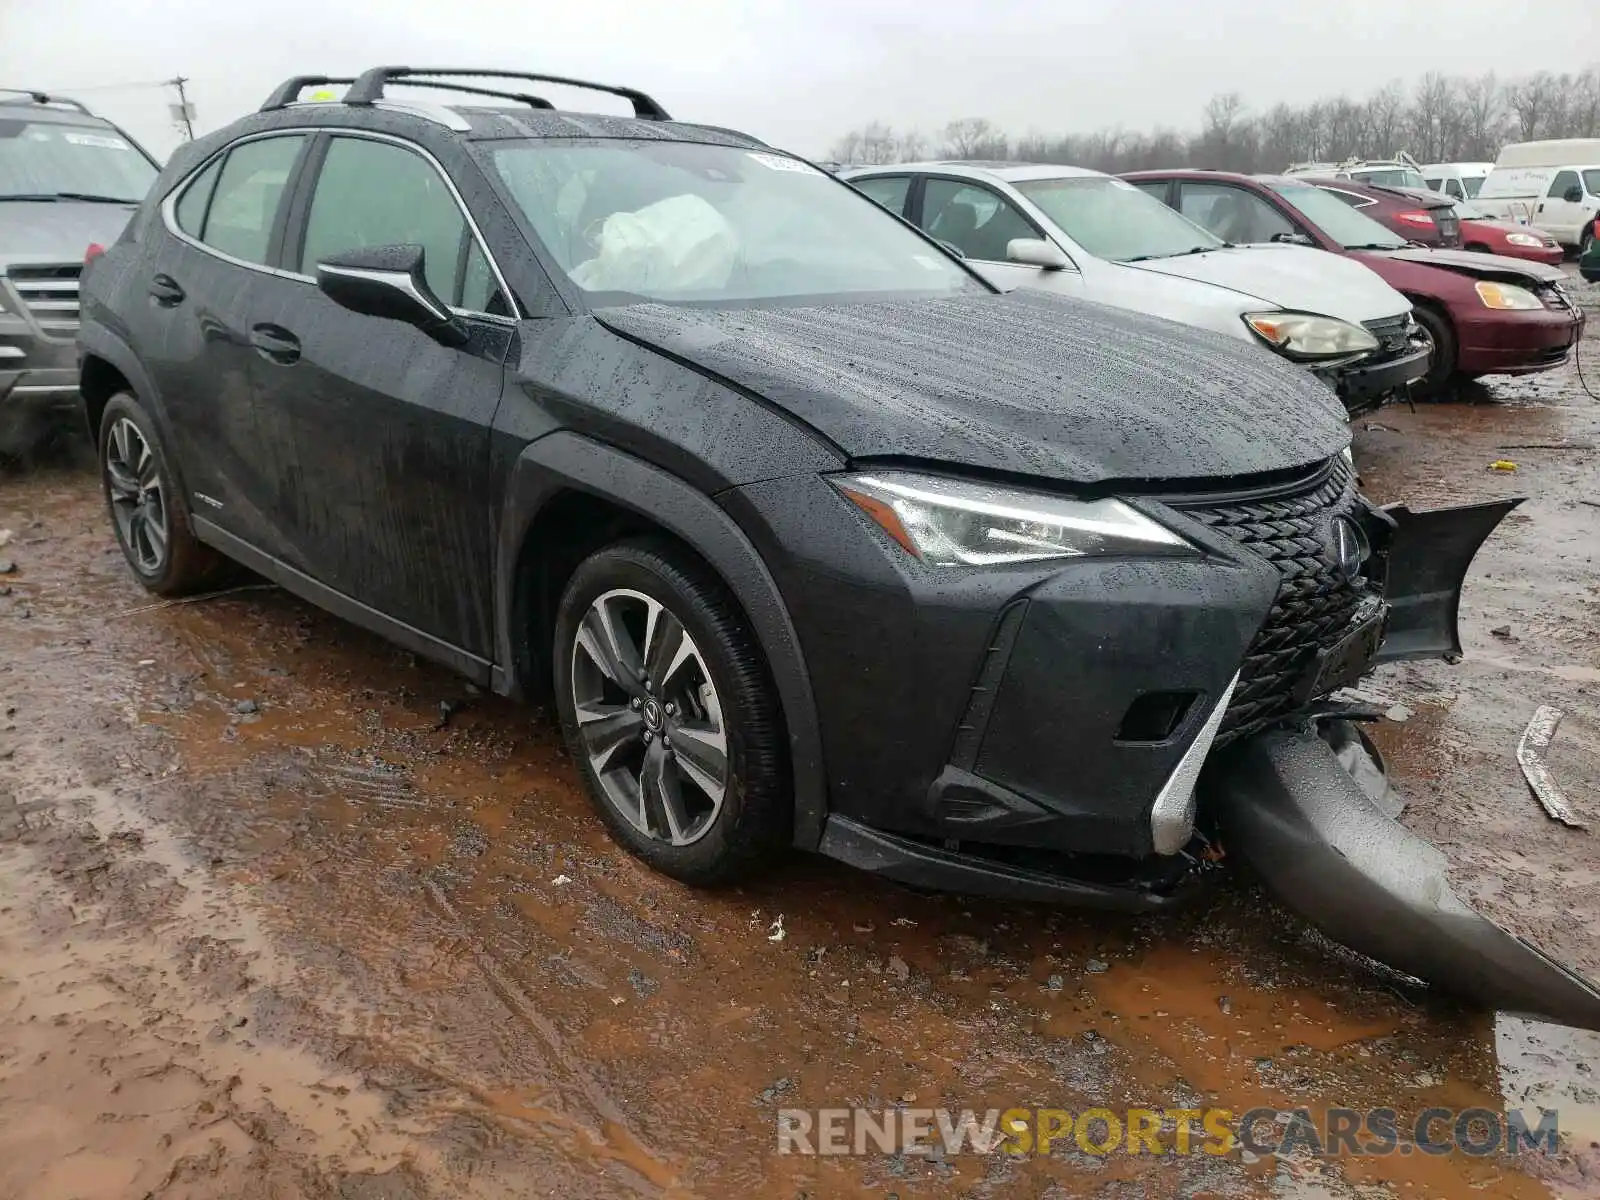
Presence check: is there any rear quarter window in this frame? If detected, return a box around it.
[174,156,222,237]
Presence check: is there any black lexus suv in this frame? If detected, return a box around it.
[77,69,1556,999]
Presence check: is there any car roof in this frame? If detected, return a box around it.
[853,160,1108,183]
[0,96,118,126]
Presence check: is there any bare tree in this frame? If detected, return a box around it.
[1508,71,1556,141]
[828,61,1600,176]
[1365,81,1406,156]
[939,118,1007,160]
[1459,73,1506,160]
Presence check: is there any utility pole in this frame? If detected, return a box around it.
[167,76,195,141]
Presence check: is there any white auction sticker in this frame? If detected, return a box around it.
[747,152,822,176]
[63,132,131,151]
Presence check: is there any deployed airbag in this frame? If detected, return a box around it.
[571,194,738,293]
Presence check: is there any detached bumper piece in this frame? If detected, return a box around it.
[817,813,1217,911]
[1213,724,1600,1032]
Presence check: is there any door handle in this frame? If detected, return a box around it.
[1536,203,1545,213]
[249,323,301,365]
[148,274,185,306]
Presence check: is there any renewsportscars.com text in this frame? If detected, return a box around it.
[776,1106,1562,1158]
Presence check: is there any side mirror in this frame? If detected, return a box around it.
[315,244,468,347]
[1564,185,1584,203]
[1271,231,1317,248]
[1006,238,1070,270]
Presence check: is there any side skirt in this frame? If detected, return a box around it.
[192,516,493,688]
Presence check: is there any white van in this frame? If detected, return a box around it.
[1477,139,1600,250]
[1420,162,1493,201]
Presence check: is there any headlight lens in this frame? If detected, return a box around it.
[1243,312,1380,359]
[1475,280,1543,310]
[833,472,1197,566]
[1505,232,1545,248]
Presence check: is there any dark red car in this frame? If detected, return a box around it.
[1298,177,1462,248]
[1309,179,1565,265]
[1415,192,1565,266]
[1124,170,1585,394]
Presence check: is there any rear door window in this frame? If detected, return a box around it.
[851,174,912,217]
[174,156,222,237]
[300,136,471,305]
[199,135,305,265]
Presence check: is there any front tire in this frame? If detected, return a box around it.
[552,539,791,884]
[1410,304,1458,400]
[98,392,223,596]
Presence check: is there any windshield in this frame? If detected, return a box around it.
[1013,176,1222,262]
[485,140,980,305]
[0,119,156,202]
[1352,167,1429,189]
[1267,181,1405,249]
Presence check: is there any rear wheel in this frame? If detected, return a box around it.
[552,538,791,884]
[1409,304,1457,399]
[98,392,224,596]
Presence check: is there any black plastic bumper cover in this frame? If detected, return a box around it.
[1213,724,1600,1031]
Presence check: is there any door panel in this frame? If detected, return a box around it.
[248,132,516,656]
[242,273,511,654]
[139,134,308,549]
[1539,170,1585,243]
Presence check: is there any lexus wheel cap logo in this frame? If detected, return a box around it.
[1328,516,1367,582]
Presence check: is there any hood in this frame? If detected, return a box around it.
[1121,244,1408,323]
[0,200,137,267]
[595,289,1349,486]
[1373,246,1567,284]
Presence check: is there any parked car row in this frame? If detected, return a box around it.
[1444,138,1600,255]
[843,162,1428,414]
[64,66,1600,1033]
[844,159,1583,401]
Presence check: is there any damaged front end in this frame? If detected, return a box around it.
[1207,497,1600,1032]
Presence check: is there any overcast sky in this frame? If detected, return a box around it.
[4,0,1597,160]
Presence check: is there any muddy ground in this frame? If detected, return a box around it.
[2,282,1599,1200]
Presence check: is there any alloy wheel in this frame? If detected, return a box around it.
[569,588,729,846]
[105,418,168,575]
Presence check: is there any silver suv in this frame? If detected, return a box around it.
[1,90,158,450]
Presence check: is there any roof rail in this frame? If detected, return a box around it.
[0,87,93,114]
[260,76,356,110]
[261,75,558,114]
[343,67,671,120]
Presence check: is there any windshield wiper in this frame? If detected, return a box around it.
[1121,245,1222,262]
[0,191,137,204]
[1344,243,1404,251]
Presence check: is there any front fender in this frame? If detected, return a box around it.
[492,431,828,848]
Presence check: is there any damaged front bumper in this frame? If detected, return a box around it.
[817,492,1600,1030]
[1212,722,1600,1031]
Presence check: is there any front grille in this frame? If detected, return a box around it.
[1537,282,1577,315]
[1433,211,1461,246]
[1173,461,1366,744]
[5,264,82,336]
[1361,314,1413,357]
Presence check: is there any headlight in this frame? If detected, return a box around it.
[832,472,1197,566]
[1505,233,1545,248]
[1475,280,1542,310]
[1243,312,1379,360]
